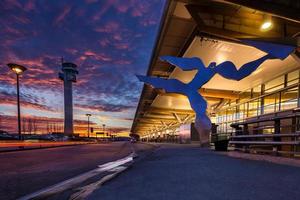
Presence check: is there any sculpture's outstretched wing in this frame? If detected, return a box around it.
[136,75,186,94]
[216,40,296,81]
[215,54,272,81]
[241,39,295,60]
[160,56,206,71]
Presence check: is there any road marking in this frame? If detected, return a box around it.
[18,153,135,200]
[69,166,128,200]
[98,156,133,171]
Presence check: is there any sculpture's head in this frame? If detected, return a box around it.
[208,62,217,69]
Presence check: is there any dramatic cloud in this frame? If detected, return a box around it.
[0,0,165,136]
[0,89,56,112]
[75,103,135,113]
[53,5,72,26]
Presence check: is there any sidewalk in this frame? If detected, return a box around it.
[88,144,300,200]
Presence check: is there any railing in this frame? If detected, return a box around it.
[216,83,299,133]
[227,108,300,156]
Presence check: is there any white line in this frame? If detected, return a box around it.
[18,153,135,200]
[70,166,128,200]
[98,156,133,171]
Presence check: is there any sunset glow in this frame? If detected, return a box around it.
[0,0,165,136]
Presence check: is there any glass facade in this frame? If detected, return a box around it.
[216,69,300,134]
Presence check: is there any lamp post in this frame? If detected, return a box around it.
[7,63,27,140]
[86,114,91,138]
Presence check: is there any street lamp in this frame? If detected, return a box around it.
[86,114,91,138]
[7,63,27,140]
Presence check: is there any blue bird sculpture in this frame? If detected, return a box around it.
[137,40,295,146]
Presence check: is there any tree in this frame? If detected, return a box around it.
[32,118,37,134]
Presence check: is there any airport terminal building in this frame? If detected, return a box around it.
[131,0,300,156]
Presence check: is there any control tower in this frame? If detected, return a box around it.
[59,62,78,135]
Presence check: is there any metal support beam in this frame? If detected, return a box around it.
[173,113,182,124]
[156,88,239,100]
[146,107,195,114]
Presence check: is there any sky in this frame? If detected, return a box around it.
[0,0,166,136]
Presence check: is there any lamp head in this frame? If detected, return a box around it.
[7,63,27,75]
[86,114,92,117]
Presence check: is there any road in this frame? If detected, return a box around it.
[0,141,92,152]
[89,144,300,200]
[0,142,135,199]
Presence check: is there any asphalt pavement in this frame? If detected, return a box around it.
[89,143,300,200]
[0,142,134,199]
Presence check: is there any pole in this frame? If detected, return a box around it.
[87,115,90,138]
[16,74,22,140]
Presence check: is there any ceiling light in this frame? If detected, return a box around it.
[261,15,273,31]
[261,21,272,30]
